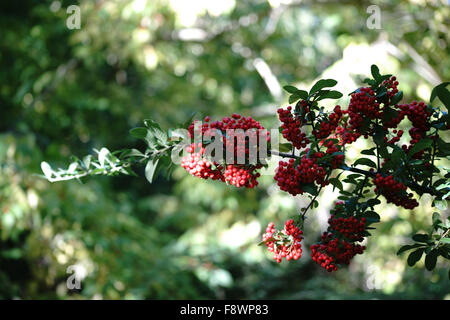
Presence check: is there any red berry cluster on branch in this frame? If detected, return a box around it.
[224,164,261,188]
[310,202,367,272]
[348,87,380,132]
[398,101,432,132]
[277,105,310,149]
[373,174,419,209]
[313,105,343,140]
[382,76,399,103]
[310,233,366,272]
[183,114,270,188]
[262,220,303,263]
[274,157,328,196]
[181,143,224,181]
[328,215,366,241]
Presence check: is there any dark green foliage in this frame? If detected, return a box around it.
[1,0,449,300]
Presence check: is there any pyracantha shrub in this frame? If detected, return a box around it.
[40,65,450,276]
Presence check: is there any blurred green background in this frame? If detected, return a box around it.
[0,0,449,299]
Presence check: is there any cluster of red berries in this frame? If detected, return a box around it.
[183,114,270,188]
[382,76,399,103]
[348,87,380,131]
[223,164,261,188]
[181,143,224,181]
[277,106,310,149]
[398,101,432,133]
[328,215,366,241]
[313,105,343,140]
[188,113,270,162]
[310,232,366,272]
[323,140,345,169]
[310,202,367,272]
[274,157,328,196]
[262,220,303,263]
[373,174,419,209]
[326,202,366,241]
[334,124,360,145]
[385,129,404,145]
[189,113,269,138]
[380,101,432,158]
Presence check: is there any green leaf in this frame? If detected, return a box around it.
[437,137,450,156]
[289,93,300,104]
[316,90,343,101]
[371,64,381,81]
[289,90,308,103]
[407,248,424,266]
[363,78,377,86]
[397,244,424,256]
[279,143,293,152]
[376,86,387,98]
[425,249,439,271]
[144,119,163,131]
[302,183,318,196]
[354,158,377,168]
[347,174,363,180]
[364,211,381,223]
[440,238,450,244]
[434,199,448,211]
[382,105,399,122]
[283,85,299,93]
[83,155,92,170]
[309,79,338,95]
[145,158,159,183]
[436,181,450,190]
[41,161,54,180]
[121,148,146,159]
[98,148,110,167]
[432,212,442,226]
[412,234,429,243]
[367,198,381,207]
[407,138,433,159]
[390,91,403,105]
[258,237,275,246]
[390,146,406,164]
[328,177,343,191]
[443,191,450,200]
[296,90,309,100]
[130,127,148,140]
[430,82,450,106]
[361,148,376,156]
